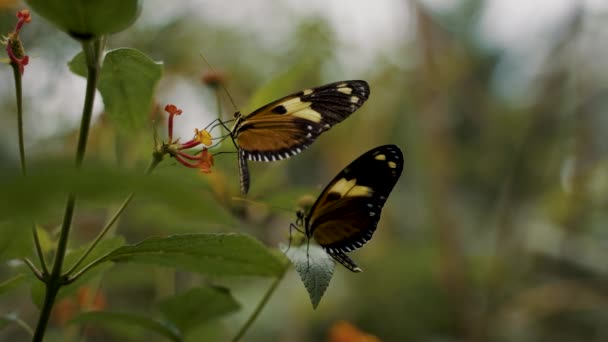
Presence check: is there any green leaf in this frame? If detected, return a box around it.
[69,49,163,129]
[159,286,240,333]
[97,48,163,130]
[67,51,87,77]
[0,160,228,224]
[70,311,181,342]
[284,243,334,309]
[0,274,26,297]
[97,234,284,277]
[26,0,141,38]
[64,235,126,275]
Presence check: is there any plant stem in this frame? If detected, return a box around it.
[32,38,103,342]
[22,258,44,281]
[231,261,290,342]
[32,226,49,276]
[64,157,161,279]
[12,64,26,174]
[11,58,49,279]
[64,194,133,276]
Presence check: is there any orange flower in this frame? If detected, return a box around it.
[162,103,219,174]
[194,128,213,146]
[328,321,382,342]
[198,148,214,173]
[164,104,182,117]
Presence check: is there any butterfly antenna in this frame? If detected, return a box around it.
[199,53,239,113]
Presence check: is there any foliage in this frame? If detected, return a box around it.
[1,1,608,341]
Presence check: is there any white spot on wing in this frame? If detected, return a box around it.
[337,87,352,95]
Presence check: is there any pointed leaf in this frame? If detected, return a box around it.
[159,286,240,332]
[69,49,163,129]
[67,51,87,77]
[97,48,163,130]
[97,234,284,277]
[285,243,334,309]
[26,0,140,38]
[70,311,181,342]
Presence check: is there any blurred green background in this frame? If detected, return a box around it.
[2,0,608,341]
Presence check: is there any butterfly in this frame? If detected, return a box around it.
[293,144,403,272]
[228,80,370,194]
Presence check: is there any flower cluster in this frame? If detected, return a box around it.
[164,104,215,173]
[2,9,31,75]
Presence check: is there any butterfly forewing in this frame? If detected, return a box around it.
[233,80,369,163]
[305,145,403,271]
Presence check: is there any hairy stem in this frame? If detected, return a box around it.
[32,38,103,342]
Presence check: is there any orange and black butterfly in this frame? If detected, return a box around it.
[229,80,370,194]
[293,145,403,272]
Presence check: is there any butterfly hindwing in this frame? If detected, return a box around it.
[233,80,369,163]
[304,145,403,271]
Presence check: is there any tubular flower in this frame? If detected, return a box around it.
[2,9,32,75]
[163,104,215,173]
[198,148,214,173]
[194,128,213,146]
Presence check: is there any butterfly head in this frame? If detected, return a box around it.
[295,209,305,226]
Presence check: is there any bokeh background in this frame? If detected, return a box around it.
[2,0,608,341]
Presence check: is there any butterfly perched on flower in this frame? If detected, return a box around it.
[228,80,370,194]
[293,145,403,272]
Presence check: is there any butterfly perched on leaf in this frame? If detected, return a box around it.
[293,144,403,272]
[228,80,370,194]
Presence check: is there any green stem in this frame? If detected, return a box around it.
[12,64,26,174]
[11,60,49,280]
[32,38,103,342]
[22,258,44,282]
[64,194,134,277]
[231,262,290,342]
[64,157,161,279]
[32,226,49,276]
